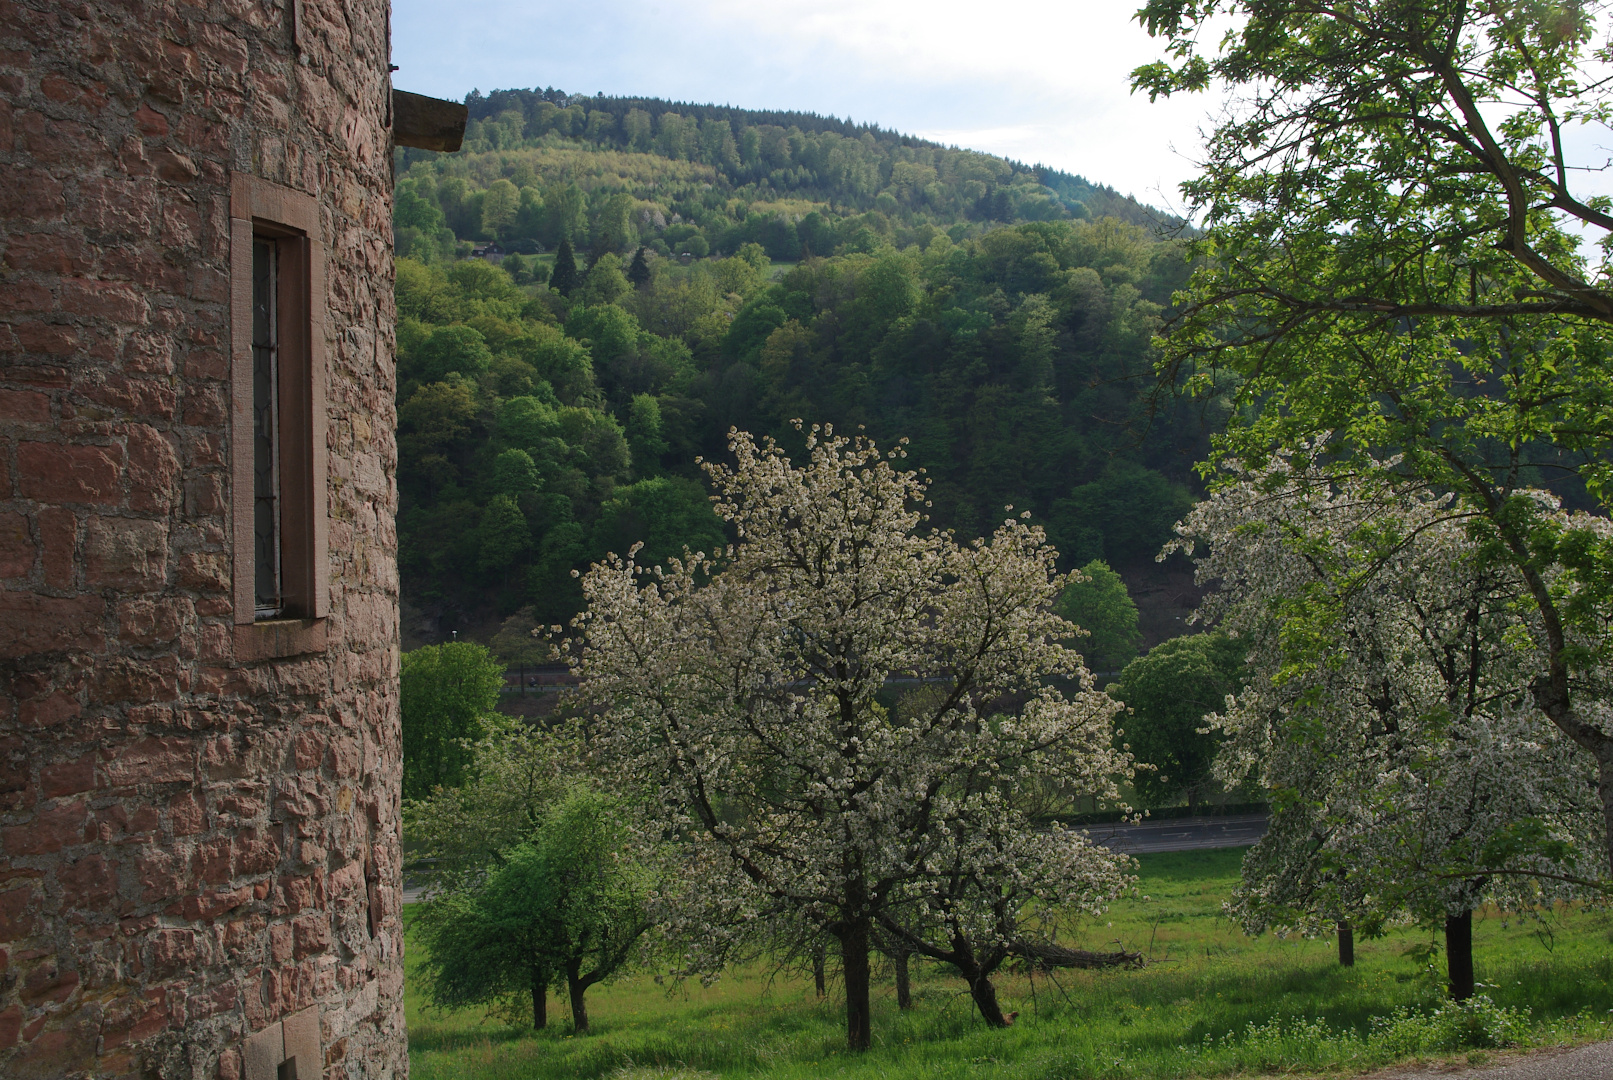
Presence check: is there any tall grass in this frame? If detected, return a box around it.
[406,848,1613,1079]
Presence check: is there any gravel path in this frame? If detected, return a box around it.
[1357,1041,1613,1079]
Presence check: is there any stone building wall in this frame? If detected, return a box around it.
[0,0,403,1076]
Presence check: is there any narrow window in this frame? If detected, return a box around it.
[252,237,283,618]
[231,173,329,647]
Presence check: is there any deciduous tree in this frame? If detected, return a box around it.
[1136,0,1613,867]
[1173,453,1606,997]
[1111,632,1243,809]
[400,642,506,799]
[575,425,1133,1049]
[1054,559,1142,673]
[410,722,653,1032]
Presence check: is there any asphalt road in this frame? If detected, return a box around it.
[1082,812,1269,854]
[401,813,1270,904]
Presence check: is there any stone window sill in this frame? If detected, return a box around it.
[234,617,327,661]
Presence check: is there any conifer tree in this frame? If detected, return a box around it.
[551,239,579,297]
[626,245,651,289]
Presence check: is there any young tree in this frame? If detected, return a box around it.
[400,642,505,799]
[411,848,560,1029]
[578,253,630,306]
[527,790,653,1033]
[409,715,570,888]
[1174,454,1606,997]
[489,607,555,668]
[1136,1,1613,869]
[551,239,580,297]
[410,723,654,1032]
[1111,633,1244,809]
[622,393,668,477]
[475,494,533,580]
[1053,559,1141,672]
[576,424,1133,1049]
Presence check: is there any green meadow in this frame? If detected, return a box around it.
[405,848,1613,1079]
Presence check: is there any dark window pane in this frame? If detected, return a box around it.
[252,237,281,617]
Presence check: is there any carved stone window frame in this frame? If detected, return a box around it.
[229,174,329,660]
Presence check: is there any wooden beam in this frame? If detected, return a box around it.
[392,90,468,152]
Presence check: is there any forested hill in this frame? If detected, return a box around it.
[448,86,1168,229]
[392,86,1209,653]
[393,85,1180,269]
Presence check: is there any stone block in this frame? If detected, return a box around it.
[17,442,123,504]
[0,512,31,578]
[0,592,103,655]
[281,1006,320,1078]
[37,507,76,587]
[242,1022,282,1080]
[85,516,168,589]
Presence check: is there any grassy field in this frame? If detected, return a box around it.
[405,848,1613,1079]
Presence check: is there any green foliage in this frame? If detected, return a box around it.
[622,394,667,476]
[1053,559,1140,672]
[1047,463,1193,568]
[488,608,554,667]
[627,246,651,289]
[404,86,1172,251]
[407,324,495,384]
[476,494,533,577]
[525,791,653,1033]
[410,721,652,1036]
[417,794,648,1035]
[400,642,505,799]
[390,89,1212,633]
[1133,0,1613,864]
[412,856,557,1028]
[589,476,725,569]
[1111,633,1246,808]
[579,254,630,306]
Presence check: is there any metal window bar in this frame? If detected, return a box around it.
[252,238,283,619]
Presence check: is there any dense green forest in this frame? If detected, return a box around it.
[393,87,1209,641]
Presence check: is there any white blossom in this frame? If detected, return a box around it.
[573,425,1133,1043]
[1169,450,1607,938]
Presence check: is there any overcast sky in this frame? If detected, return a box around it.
[390,0,1220,215]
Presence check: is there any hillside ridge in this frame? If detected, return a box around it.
[459,84,1171,226]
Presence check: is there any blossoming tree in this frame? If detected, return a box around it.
[1173,454,1606,997]
[575,425,1133,1048]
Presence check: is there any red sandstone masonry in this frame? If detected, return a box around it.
[0,0,402,1077]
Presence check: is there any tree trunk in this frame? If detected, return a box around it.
[1599,753,1613,878]
[840,919,872,1051]
[894,950,912,1010]
[813,949,826,998]
[566,957,591,1034]
[531,967,548,1029]
[1446,911,1474,1001]
[1338,922,1354,968]
[968,971,1011,1027]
